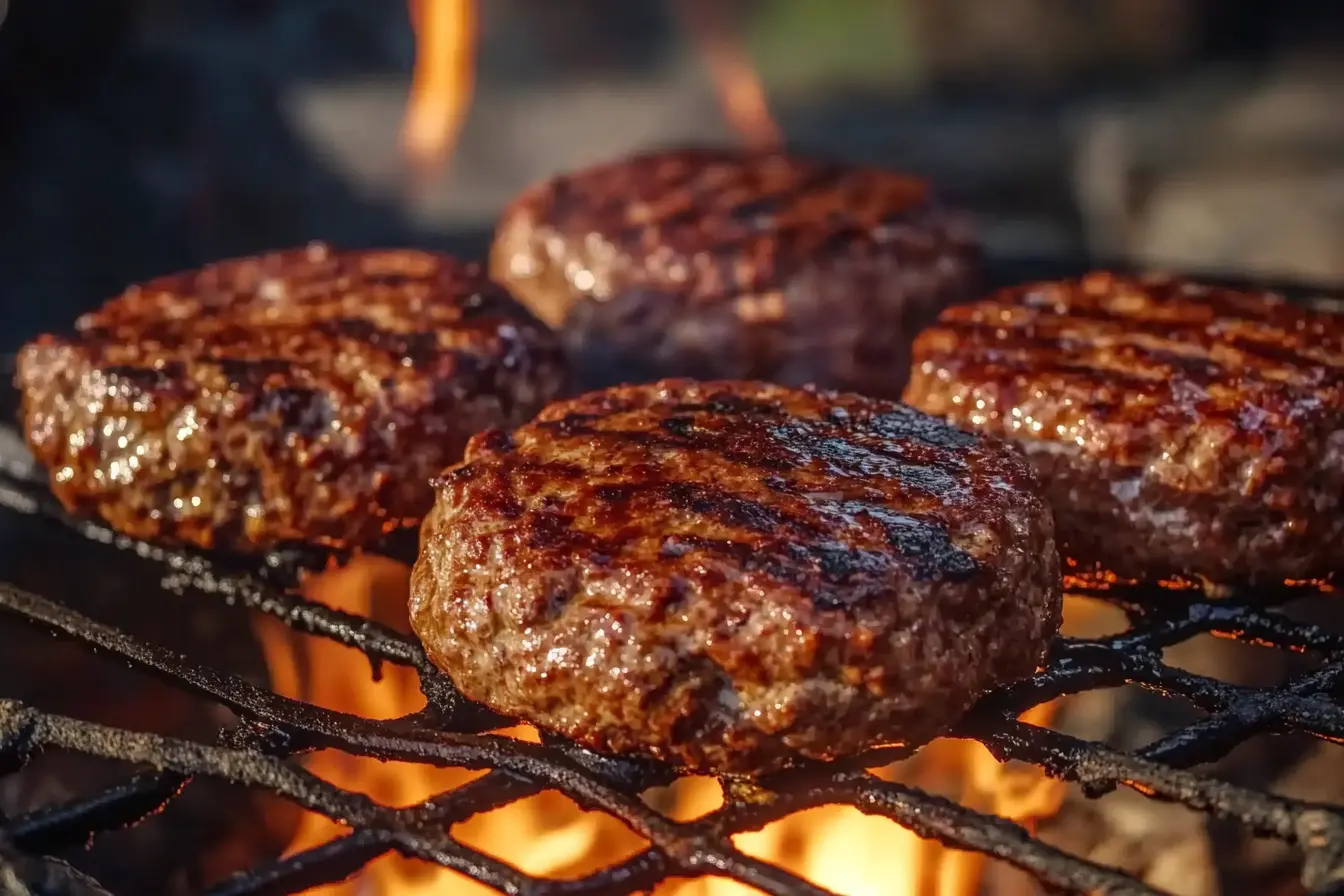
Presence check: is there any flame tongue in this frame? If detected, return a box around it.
[672,0,781,150]
[400,0,780,172]
[253,559,647,895]
[400,0,477,173]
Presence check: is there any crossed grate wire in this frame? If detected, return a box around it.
[2,261,1344,895]
[3,428,1344,895]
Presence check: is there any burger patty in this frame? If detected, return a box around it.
[490,147,981,397]
[410,379,1061,773]
[905,272,1344,584]
[15,244,568,553]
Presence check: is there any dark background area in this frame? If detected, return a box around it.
[1,0,1343,351]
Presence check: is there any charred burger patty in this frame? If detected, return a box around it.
[905,272,1344,584]
[16,245,568,553]
[490,147,981,396]
[410,379,1061,773]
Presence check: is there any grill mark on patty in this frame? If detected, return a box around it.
[864,407,978,450]
[668,397,789,418]
[411,379,1060,773]
[527,148,937,305]
[545,404,980,506]
[722,165,847,228]
[659,534,902,610]
[906,272,1344,584]
[935,277,1344,397]
[465,385,989,608]
[931,331,1337,419]
[74,249,533,377]
[17,245,569,553]
[596,480,804,535]
[595,480,975,591]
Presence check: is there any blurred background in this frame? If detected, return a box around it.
[1,0,1343,350]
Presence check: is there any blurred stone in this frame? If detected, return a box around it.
[908,0,1193,85]
[1072,64,1344,282]
[1134,173,1344,282]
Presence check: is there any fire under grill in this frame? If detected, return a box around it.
[3,261,1344,896]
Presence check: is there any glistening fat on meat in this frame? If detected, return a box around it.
[410,379,1062,774]
[905,271,1344,585]
[490,147,982,396]
[15,244,569,553]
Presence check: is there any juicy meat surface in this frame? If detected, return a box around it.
[490,147,981,397]
[905,271,1344,584]
[15,244,568,553]
[410,379,1061,773]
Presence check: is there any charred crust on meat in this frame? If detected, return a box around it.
[15,244,569,553]
[409,379,1062,773]
[906,271,1344,584]
[489,147,982,396]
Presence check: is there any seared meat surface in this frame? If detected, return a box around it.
[490,147,981,396]
[16,245,568,553]
[906,271,1344,584]
[410,379,1060,773]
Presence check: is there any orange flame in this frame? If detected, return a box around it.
[253,561,1071,895]
[401,0,477,173]
[400,0,780,172]
[672,0,781,150]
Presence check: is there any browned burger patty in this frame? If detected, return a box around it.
[490,147,981,397]
[15,244,568,553]
[905,272,1344,585]
[410,379,1060,773]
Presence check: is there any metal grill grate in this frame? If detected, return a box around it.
[3,260,1344,896]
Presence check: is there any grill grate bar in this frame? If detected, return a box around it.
[828,773,1163,896]
[972,719,1311,839]
[0,696,1167,896]
[5,569,1344,893]
[207,830,397,896]
[1135,661,1344,768]
[0,469,512,731]
[6,771,188,855]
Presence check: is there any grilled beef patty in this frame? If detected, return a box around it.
[410,379,1060,773]
[15,244,568,553]
[490,148,981,396]
[905,272,1344,584]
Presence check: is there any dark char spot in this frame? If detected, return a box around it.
[671,396,785,416]
[474,429,514,453]
[660,415,697,437]
[867,406,977,450]
[597,481,797,535]
[833,501,978,583]
[100,364,180,394]
[217,357,292,389]
[317,318,442,367]
[252,386,333,432]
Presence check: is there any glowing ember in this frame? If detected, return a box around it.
[400,0,780,172]
[254,561,1071,895]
